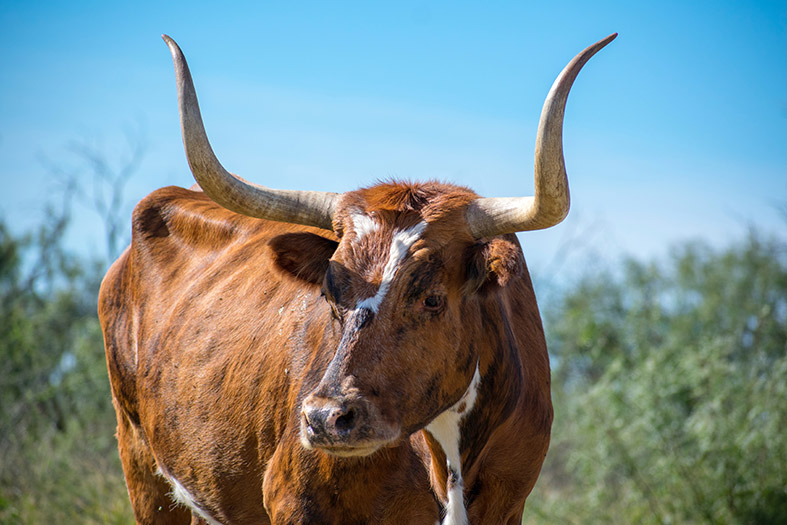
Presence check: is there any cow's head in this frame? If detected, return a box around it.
[163,33,615,456]
[288,182,530,456]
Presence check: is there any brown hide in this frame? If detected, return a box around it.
[99,182,552,524]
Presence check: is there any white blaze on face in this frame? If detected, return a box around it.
[350,211,380,241]
[356,221,427,313]
[426,363,481,525]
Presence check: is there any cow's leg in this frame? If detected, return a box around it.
[465,475,527,525]
[115,406,191,524]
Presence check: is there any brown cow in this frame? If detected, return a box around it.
[99,34,615,524]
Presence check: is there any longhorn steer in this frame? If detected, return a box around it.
[99,34,615,524]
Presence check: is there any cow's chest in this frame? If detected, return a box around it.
[261,435,439,524]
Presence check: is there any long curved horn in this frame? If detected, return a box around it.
[162,35,339,230]
[465,33,617,238]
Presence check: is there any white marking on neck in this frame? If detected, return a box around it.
[350,211,379,241]
[356,221,427,313]
[156,465,221,525]
[426,363,481,525]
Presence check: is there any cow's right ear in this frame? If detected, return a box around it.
[269,233,339,285]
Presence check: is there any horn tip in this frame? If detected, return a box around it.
[162,34,178,50]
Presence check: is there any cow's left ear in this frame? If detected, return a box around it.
[269,232,339,285]
[464,234,525,296]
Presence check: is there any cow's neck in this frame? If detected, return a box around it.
[424,362,480,525]
[423,296,527,524]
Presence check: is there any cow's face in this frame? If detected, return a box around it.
[272,183,524,457]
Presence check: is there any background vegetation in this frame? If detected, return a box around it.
[1,164,785,523]
[525,230,787,524]
[0,212,130,524]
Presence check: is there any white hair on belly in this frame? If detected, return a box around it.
[156,465,221,525]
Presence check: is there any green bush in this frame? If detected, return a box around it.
[526,233,787,524]
[0,217,132,524]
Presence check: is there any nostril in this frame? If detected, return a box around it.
[304,398,364,443]
[303,409,319,435]
[334,408,356,435]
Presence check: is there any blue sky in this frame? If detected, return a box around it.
[1,1,785,278]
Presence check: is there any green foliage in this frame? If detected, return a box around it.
[525,232,787,524]
[0,215,132,524]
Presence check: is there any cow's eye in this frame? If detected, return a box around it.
[423,295,443,311]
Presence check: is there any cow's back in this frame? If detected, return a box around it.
[99,186,323,522]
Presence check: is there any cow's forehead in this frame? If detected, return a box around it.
[329,181,480,287]
[333,181,478,236]
[337,209,430,281]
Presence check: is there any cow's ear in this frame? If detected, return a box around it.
[464,235,524,296]
[269,233,339,285]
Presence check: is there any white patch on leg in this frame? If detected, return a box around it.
[156,464,222,525]
[356,221,427,313]
[426,363,481,525]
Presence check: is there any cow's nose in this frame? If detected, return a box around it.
[302,397,362,443]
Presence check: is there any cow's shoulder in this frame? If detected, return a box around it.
[130,185,258,256]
